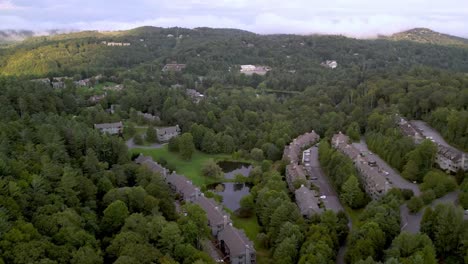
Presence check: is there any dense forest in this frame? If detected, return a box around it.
[0,26,467,263]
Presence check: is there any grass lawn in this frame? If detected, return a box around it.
[131,145,232,186]
[231,214,271,264]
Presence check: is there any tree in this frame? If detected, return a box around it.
[347,122,361,142]
[178,133,195,160]
[250,148,264,162]
[124,123,136,140]
[145,126,157,143]
[101,200,129,234]
[385,232,436,264]
[340,175,365,208]
[201,159,223,179]
[407,196,424,213]
[239,194,255,217]
[133,134,144,145]
[168,136,180,152]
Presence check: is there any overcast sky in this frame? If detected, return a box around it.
[1,0,468,38]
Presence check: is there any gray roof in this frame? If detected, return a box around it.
[283,130,320,164]
[135,155,169,177]
[94,121,123,129]
[437,144,463,162]
[156,125,180,136]
[166,173,199,198]
[194,196,229,226]
[295,185,321,216]
[217,223,255,257]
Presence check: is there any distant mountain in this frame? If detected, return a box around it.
[382,28,468,47]
[0,29,77,45]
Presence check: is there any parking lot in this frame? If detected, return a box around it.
[352,140,421,195]
[303,146,344,213]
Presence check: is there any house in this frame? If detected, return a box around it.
[321,60,338,69]
[135,154,169,179]
[137,111,160,122]
[162,64,186,72]
[74,78,91,87]
[156,125,181,142]
[283,130,320,164]
[332,132,392,199]
[103,84,124,91]
[186,89,205,103]
[217,223,256,264]
[89,93,107,103]
[194,196,230,237]
[166,173,201,202]
[295,185,322,217]
[285,164,308,191]
[94,122,123,135]
[435,144,467,173]
[106,42,131,46]
[398,118,424,143]
[240,65,271,76]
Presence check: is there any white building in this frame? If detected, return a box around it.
[156,125,181,142]
[94,122,123,135]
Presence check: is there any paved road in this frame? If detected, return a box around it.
[304,147,345,213]
[400,191,467,233]
[352,140,421,196]
[126,138,165,149]
[410,120,451,147]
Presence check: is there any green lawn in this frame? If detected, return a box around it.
[231,214,271,264]
[131,145,232,186]
[345,206,364,228]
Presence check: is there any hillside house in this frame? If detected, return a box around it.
[295,185,322,217]
[332,132,392,199]
[94,121,123,135]
[162,63,186,72]
[240,65,271,76]
[156,125,181,142]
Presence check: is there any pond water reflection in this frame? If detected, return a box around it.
[206,182,251,211]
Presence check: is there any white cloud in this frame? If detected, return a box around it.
[0,0,18,10]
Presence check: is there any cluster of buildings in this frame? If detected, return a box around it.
[101,41,131,46]
[332,132,392,199]
[321,60,338,69]
[156,125,181,142]
[186,89,205,103]
[239,65,271,76]
[398,118,467,173]
[135,155,256,264]
[94,121,123,135]
[89,93,107,103]
[162,63,186,72]
[283,131,322,217]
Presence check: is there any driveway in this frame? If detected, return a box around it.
[304,146,345,214]
[352,140,421,196]
[400,191,466,233]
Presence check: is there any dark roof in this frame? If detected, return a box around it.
[194,196,229,225]
[94,121,123,129]
[295,185,321,216]
[156,125,180,136]
[218,223,255,257]
[166,173,199,198]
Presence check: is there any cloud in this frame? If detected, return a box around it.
[0,0,18,10]
[1,0,468,38]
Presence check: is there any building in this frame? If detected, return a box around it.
[283,130,320,164]
[94,122,123,135]
[162,64,186,72]
[105,42,131,46]
[436,144,467,173]
[285,164,308,191]
[103,84,124,91]
[295,185,322,217]
[137,111,160,122]
[186,89,205,103]
[240,65,271,76]
[156,125,181,142]
[166,173,201,202]
[194,196,230,237]
[321,60,338,69]
[332,132,391,199]
[74,78,91,87]
[135,154,169,178]
[89,93,107,103]
[134,155,256,263]
[397,119,467,173]
[217,223,256,264]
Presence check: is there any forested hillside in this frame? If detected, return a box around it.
[0,26,467,264]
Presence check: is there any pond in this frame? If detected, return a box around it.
[207,182,251,211]
[216,161,252,179]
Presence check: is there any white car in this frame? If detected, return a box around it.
[320,195,326,199]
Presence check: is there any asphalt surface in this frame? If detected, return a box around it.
[410,120,451,147]
[400,191,466,233]
[352,140,421,196]
[304,146,345,213]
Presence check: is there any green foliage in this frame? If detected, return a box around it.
[407,196,424,213]
[168,136,180,152]
[201,159,223,179]
[420,170,457,198]
[145,125,157,143]
[385,232,437,264]
[178,133,195,160]
[341,175,366,208]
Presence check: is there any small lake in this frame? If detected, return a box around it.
[207,182,251,211]
[217,161,252,179]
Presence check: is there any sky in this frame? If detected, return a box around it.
[1,0,468,38]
